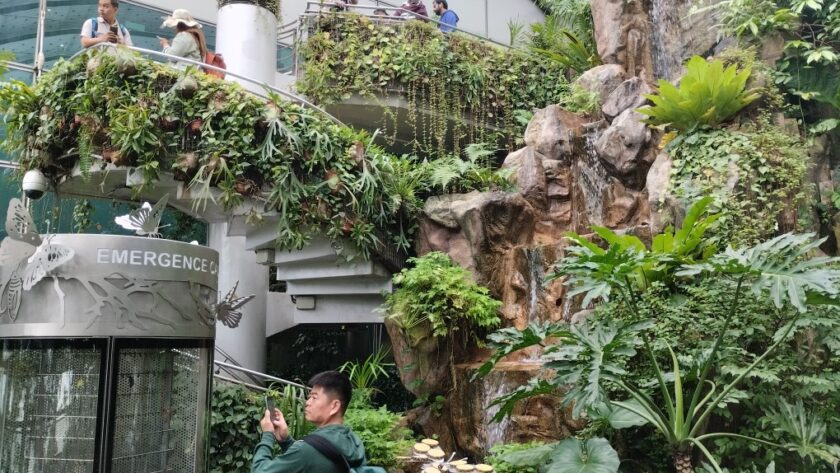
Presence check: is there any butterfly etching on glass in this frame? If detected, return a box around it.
[212,281,256,328]
[0,198,75,321]
[114,194,169,238]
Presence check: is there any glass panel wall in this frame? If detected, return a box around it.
[0,339,105,473]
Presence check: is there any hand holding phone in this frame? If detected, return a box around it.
[108,24,119,43]
[265,396,277,423]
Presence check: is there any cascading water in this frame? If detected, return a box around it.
[576,124,610,229]
[524,247,544,324]
[482,373,513,450]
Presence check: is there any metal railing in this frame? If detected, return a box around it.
[70,43,344,126]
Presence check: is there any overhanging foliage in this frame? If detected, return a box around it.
[0,48,509,260]
[298,15,572,154]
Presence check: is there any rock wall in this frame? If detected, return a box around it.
[591,0,725,81]
[391,71,660,460]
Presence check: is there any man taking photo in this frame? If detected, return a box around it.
[80,0,133,49]
[251,371,368,472]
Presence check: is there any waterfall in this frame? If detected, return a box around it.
[650,0,681,81]
[482,373,512,450]
[576,126,610,228]
[525,247,544,324]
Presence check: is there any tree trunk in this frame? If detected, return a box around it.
[673,451,694,473]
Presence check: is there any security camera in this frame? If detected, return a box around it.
[22,169,48,200]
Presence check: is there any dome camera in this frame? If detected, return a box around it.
[22,169,48,200]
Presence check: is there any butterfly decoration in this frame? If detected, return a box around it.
[114,194,169,238]
[0,198,75,321]
[212,281,256,328]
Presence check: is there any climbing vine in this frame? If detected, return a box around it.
[297,15,571,154]
[0,48,509,260]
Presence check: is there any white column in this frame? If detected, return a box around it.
[215,2,278,93]
[208,222,268,374]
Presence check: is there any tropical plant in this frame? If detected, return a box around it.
[339,345,395,406]
[493,437,620,473]
[637,56,761,132]
[420,143,514,194]
[478,201,840,471]
[382,251,502,344]
[344,405,415,468]
[486,441,546,473]
[0,51,13,76]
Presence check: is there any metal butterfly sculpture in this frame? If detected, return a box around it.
[0,198,75,321]
[114,194,169,237]
[212,281,255,328]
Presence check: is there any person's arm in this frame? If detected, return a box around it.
[163,33,194,57]
[121,28,133,47]
[251,436,309,473]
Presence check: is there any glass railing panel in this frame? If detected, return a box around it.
[0,0,39,66]
[43,0,217,67]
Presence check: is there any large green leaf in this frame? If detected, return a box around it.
[545,438,620,473]
[589,400,649,429]
[678,233,840,312]
[497,442,560,466]
[547,320,652,418]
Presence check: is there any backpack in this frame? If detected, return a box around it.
[302,434,387,473]
[89,17,127,38]
[203,51,226,79]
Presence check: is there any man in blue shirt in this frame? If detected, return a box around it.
[433,0,459,33]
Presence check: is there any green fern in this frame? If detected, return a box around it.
[638,56,761,132]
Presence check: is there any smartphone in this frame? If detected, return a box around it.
[265,396,277,422]
[109,24,119,43]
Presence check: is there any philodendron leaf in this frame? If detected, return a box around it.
[545,437,620,473]
[590,400,649,429]
[497,442,559,466]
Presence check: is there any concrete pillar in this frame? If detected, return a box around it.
[208,222,268,374]
[215,2,278,93]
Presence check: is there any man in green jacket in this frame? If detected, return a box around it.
[251,371,367,472]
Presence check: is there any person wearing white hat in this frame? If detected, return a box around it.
[158,9,208,66]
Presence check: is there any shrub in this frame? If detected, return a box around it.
[210,383,312,473]
[638,56,760,132]
[345,405,414,469]
[666,120,808,246]
[382,252,502,343]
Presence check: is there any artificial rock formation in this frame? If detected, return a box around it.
[391,76,659,459]
[591,0,725,81]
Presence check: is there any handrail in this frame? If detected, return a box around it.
[69,43,344,126]
[302,1,514,50]
[215,360,309,390]
[0,159,20,170]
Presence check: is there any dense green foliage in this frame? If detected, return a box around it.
[638,56,761,132]
[340,345,394,406]
[382,251,502,344]
[0,48,507,260]
[712,0,840,110]
[298,15,571,153]
[486,441,546,473]
[666,120,808,246]
[478,200,840,472]
[344,405,414,468]
[492,438,620,473]
[210,383,312,473]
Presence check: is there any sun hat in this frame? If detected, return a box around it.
[161,9,201,29]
